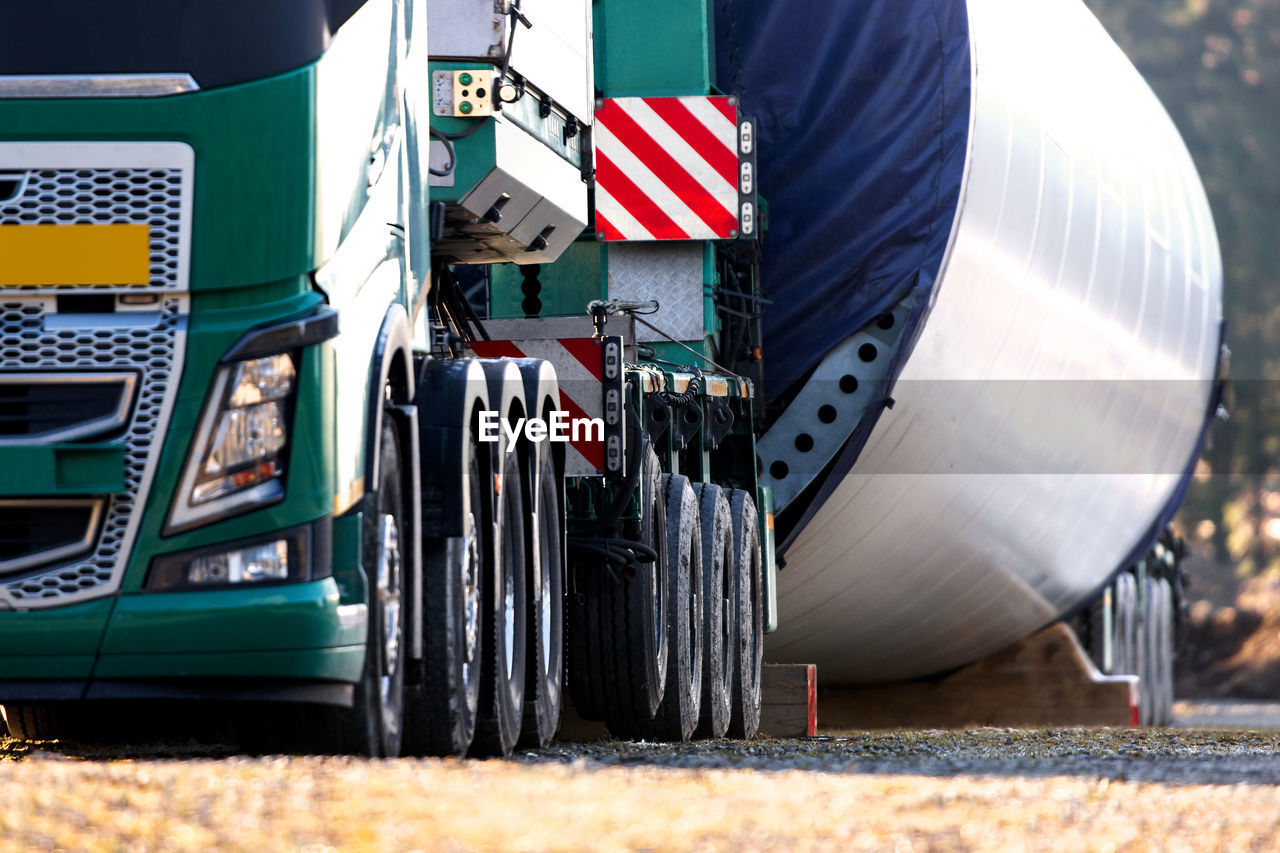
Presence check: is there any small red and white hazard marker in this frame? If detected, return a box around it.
[470,337,606,476]
[594,95,753,242]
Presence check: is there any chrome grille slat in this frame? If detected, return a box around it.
[0,499,103,574]
[0,371,137,443]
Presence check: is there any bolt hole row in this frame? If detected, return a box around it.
[766,363,875,480]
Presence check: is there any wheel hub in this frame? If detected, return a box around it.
[503,517,517,682]
[536,510,553,678]
[376,513,403,721]
[462,511,481,684]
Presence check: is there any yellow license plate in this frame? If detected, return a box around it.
[0,224,151,286]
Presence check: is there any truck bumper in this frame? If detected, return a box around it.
[0,578,367,704]
[98,577,366,680]
[0,598,115,680]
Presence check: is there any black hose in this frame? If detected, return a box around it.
[600,538,658,564]
[428,127,456,177]
[568,541,628,566]
[432,118,491,141]
[569,427,648,537]
[568,537,659,567]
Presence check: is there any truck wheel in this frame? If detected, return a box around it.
[1148,576,1175,726]
[473,450,528,756]
[1163,577,1177,725]
[519,446,564,748]
[1148,577,1165,726]
[727,489,763,739]
[341,417,407,757]
[1112,573,1132,675]
[629,447,670,721]
[1112,571,1145,724]
[619,475,703,741]
[1136,571,1157,722]
[406,428,485,756]
[691,483,733,739]
[1141,573,1152,722]
[1162,576,1177,725]
[568,446,669,727]
[1,704,60,740]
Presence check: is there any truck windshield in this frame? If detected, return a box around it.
[0,0,367,91]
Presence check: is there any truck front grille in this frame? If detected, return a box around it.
[0,142,190,608]
[0,300,184,606]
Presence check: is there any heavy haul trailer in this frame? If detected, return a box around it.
[0,0,775,755]
[425,0,775,747]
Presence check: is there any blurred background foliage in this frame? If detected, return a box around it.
[1087,0,1280,577]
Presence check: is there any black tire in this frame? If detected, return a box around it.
[1138,577,1153,726]
[0,703,137,743]
[300,416,408,757]
[1148,576,1174,727]
[339,416,408,757]
[2,704,60,740]
[691,483,733,739]
[1147,577,1163,726]
[619,474,703,742]
[1116,571,1136,676]
[519,446,564,749]
[1112,573,1130,677]
[1161,576,1176,725]
[567,446,669,727]
[727,489,763,739]
[1113,571,1142,723]
[472,449,528,756]
[404,425,485,756]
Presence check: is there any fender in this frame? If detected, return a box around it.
[364,302,416,488]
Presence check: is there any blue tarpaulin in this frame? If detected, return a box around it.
[714,0,972,400]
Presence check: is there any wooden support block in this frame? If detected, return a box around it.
[817,622,1138,731]
[759,663,817,737]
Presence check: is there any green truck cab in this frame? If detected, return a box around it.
[0,1,430,751]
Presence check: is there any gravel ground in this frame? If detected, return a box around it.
[5,725,1280,851]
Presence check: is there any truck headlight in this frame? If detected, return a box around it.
[167,352,298,533]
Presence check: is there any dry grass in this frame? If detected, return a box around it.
[4,743,1280,852]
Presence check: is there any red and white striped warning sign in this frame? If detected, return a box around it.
[594,96,741,241]
[470,337,605,476]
